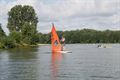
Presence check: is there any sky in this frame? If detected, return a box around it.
[0,0,120,33]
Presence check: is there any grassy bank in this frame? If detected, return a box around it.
[0,42,50,49]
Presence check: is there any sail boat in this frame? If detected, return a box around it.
[51,24,62,53]
[51,24,72,53]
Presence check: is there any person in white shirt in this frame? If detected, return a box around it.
[61,36,65,51]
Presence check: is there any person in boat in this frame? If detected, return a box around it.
[98,44,101,48]
[60,36,65,51]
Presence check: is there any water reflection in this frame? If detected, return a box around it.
[0,44,120,80]
[7,46,39,60]
[0,51,10,80]
[0,47,39,80]
[6,61,38,80]
[51,52,62,80]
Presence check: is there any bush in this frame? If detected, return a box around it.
[0,37,16,49]
[9,31,22,43]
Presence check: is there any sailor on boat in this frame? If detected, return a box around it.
[60,36,65,51]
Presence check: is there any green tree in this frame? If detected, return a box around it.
[0,24,6,37]
[21,22,37,37]
[7,5,38,32]
[0,24,6,48]
[9,31,22,43]
[7,5,39,45]
[0,37,16,49]
[21,22,38,44]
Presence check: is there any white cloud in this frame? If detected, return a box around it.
[0,0,120,34]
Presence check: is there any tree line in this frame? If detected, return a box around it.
[63,29,120,43]
[37,29,120,44]
[0,5,120,49]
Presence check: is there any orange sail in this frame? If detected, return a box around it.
[51,24,61,53]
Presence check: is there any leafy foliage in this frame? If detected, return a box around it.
[38,29,120,44]
[0,24,6,37]
[7,5,38,32]
[0,5,39,49]
[0,37,16,49]
[9,31,22,43]
[7,5,39,45]
[38,33,51,44]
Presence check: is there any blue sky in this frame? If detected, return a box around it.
[0,0,120,34]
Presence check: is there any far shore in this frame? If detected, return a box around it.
[37,44,50,46]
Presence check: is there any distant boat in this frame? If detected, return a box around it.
[97,44,112,48]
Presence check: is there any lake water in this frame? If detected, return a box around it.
[0,44,120,80]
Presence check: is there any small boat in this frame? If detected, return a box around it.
[97,44,112,48]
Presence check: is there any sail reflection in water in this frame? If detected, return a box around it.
[51,52,62,80]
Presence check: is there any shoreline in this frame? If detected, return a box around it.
[37,44,50,46]
[0,43,50,49]
[0,43,119,49]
